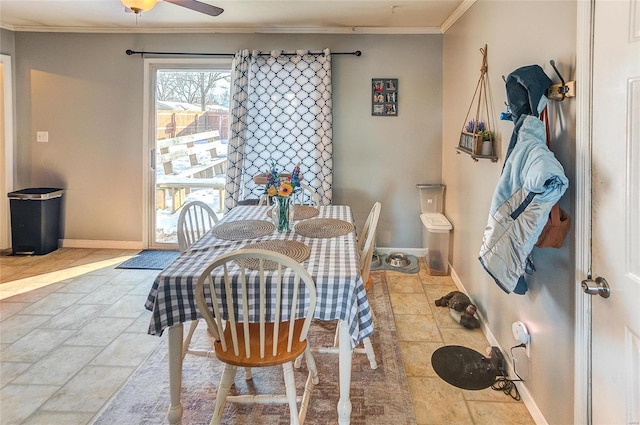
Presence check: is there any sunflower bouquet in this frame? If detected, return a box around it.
[264,162,301,232]
[265,162,301,198]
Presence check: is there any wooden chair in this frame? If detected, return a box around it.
[358,202,382,292]
[177,200,219,253]
[176,201,224,362]
[258,184,321,207]
[292,184,321,206]
[332,202,381,369]
[194,249,319,425]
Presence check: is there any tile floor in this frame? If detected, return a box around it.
[0,248,535,424]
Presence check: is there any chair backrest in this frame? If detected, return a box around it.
[291,184,321,207]
[358,202,381,284]
[257,194,271,206]
[177,201,219,252]
[258,184,320,207]
[194,249,317,359]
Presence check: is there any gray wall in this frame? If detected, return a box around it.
[1,28,15,56]
[8,2,578,421]
[12,32,442,245]
[442,1,576,424]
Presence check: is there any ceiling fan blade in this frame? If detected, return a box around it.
[163,0,223,16]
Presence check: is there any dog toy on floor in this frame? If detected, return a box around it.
[434,291,480,329]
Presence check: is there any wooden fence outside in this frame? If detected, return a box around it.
[157,109,229,141]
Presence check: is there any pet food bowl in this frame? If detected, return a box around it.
[371,252,382,267]
[386,252,410,268]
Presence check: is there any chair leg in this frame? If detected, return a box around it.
[304,346,319,385]
[370,305,377,323]
[282,362,300,425]
[210,364,236,425]
[332,322,377,369]
[244,367,252,380]
[362,337,378,369]
[182,319,199,358]
[299,353,316,425]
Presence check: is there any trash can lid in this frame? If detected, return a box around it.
[8,188,64,200]
[420,213,452,232]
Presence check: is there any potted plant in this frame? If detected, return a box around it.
[460,119,493,155]
[478,129,494,156]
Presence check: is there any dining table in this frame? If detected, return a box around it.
[145,204,374,425]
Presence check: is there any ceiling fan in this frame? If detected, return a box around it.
[121,0,223,16]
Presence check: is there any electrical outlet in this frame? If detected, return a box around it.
[511,345,530,380]
[512,321,531,356]
[36,131,49,143]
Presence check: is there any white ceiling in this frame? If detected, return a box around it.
[0,0,473,34]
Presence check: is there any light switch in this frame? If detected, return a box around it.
[36,131,49,143]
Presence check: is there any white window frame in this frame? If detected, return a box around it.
[142,57,232,248]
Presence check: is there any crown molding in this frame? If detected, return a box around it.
[441,0,476,33]
[0,24,442,35]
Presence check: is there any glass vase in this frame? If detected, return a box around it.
[273,196,293,232]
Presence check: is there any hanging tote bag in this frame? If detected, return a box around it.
[535,108,571,248]
[536,203,571,248]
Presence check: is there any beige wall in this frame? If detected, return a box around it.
[12,32,442,245]
[0,28,15,250]
[443,1,576,424]
[0,61,6,249]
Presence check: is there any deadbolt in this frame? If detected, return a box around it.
[581,276,611,298]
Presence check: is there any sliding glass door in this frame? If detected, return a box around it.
[147,60,231,248]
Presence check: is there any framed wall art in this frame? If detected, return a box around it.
[372,78,398,116]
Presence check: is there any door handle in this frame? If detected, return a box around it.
[581,276,611,298]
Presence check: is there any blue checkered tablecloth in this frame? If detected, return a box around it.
[145,205,374,348]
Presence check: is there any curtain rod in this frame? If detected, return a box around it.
[125,49,361,57]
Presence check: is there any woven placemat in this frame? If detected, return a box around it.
[291,205,320,220]
[265,205,320,221]
[295,218,354,238]
[211,220,275,241]
[239,240,311,270]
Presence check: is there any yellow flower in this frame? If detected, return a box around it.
[278,183,293,197]
[267,186,277,197]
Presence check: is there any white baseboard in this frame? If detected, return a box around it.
[449,265,548,425]
[375,246,427,257]
[60,239,143,250]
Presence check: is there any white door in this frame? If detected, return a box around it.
[591,0,640,423]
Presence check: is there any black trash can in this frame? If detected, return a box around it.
[8,188,63,255]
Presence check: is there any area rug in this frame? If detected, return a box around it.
[94,271,417,425]
[116,250,180,270]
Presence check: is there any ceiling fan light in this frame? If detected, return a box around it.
[121,0,160,13]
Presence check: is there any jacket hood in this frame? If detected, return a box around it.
[505,65,552,121]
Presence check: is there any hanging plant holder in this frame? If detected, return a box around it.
[456,45,498,162]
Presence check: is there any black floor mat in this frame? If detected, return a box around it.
[116,250,180,270]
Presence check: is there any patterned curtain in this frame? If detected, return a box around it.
[225,49,333,211]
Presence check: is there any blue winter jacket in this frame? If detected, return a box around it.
[478,116,568,294]
[478,65,568,294]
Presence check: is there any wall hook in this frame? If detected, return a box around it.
[547,59,576,101]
